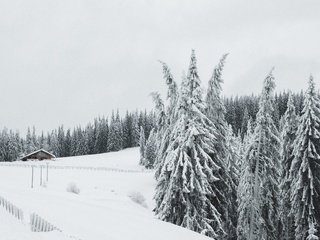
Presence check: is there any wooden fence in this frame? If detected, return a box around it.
[0,162,152,173]
[30,213,61,232]
[0,196,24,221]
[0,194,83,239]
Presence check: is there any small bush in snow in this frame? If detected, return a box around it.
[128,191,147,208]
[66,182,80,194]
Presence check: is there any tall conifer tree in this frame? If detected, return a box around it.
[280,92,298,240]
[290,76,320,240]
[205,54,238,239]
[155,50,226,238]
[238,70,280,240]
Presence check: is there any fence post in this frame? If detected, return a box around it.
[40,166,43,186]
[31,166,34,188]
[46,162,49,182]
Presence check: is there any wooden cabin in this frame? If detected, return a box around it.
[21,149,56,161]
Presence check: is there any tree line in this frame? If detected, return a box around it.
[149,50,320,240]
[0,110,155,161]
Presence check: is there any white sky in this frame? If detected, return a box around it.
[0,0,319,134]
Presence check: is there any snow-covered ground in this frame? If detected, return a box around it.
[53,148,145,171]
[0,207,68,240]
[0,147,211,240]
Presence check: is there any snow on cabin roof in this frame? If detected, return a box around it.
[22,149,56,159]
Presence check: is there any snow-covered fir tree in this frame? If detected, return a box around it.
[205,53,238,239]
[153,61,179,180]
[85,123,96,154]
[144,128,157,169]
[25,127,36,153]
[290,76,320,240]
[0,129,20,162]
[238,70,280,240]
[49,130,59,156]
[39,131,45,149]
[139,126,146,166]
[108,111,123,152]
[158,60,178,125]
[56,126,65,157]
[64,129,72,157]
[240,107,250,140]
[94,117,109,153]
[279,92,298,240]
[238,118,254,170]
[237,118,255,240]
[150,92,166,133]
[122,111,133,148]
[149,92,166,171]
[31,126,39,150]
[226,124,240,179]
[154,50,227,238]
[131,112,140,147]
[71,127,89,156]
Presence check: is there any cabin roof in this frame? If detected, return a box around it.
[21,149,56,160]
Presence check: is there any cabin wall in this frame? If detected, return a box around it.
[35,152,52,160]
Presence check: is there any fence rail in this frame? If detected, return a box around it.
[0,162,152,173]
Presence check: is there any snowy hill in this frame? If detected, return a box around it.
[0,148,211,240]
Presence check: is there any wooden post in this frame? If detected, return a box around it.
[31,166,34,188]
[46,162,49,182]
[40,166,42,186]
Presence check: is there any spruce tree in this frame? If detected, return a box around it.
[122,111,133,148]
[238,70,280,240]
[57,125,65,157]
[205,53,238,239]
[139,126,146,166]
[150,92,166,132]
[159,60,178,125]
[115,110,123,150]
[226,124,240,180]
[131,112,140,147]
[94,117,109,153]
[154,60,179,180]
[108,111,123,152]
[86,123,96,154]
[290,76,320,240]
[65,129,72,157]
[279,92,298,240]
[144,128,157,169]
[25,127,35,153]
[237,118,255,239]
[31,126,39,150]
[241,107,250,140]
[154,50,225,238]
[49,130,58,156]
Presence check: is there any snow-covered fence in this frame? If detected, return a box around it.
[30,213,61,232]
[30,213,83,240]
[47,165,151,173]
[0,194,82,239]
[0,162,153,173]
[0,196,24,221]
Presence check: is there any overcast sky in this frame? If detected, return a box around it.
[0,0,319,134]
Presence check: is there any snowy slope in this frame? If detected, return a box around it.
[0,207,69,240]
[53,147,145,171]
[0,148,211,240]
